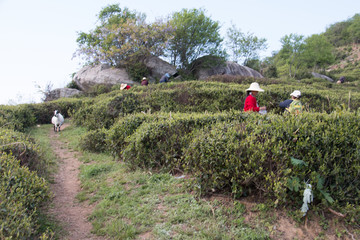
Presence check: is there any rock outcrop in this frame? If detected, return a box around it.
[73,64,134,92]
[143,55,177,80]
[191,56,263,80]
[73,56,178,91]
[44,88,82,102]
[311,72,334,82]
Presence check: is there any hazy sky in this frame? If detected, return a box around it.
[0,0,359,105]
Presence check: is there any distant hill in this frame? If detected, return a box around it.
[321,14,360,80]
[326,43,360,81]
[328,43,360,70]
[322,13,360,47]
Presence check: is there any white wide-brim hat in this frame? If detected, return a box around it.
[290,90,301,98]
[120,83,128,90]
[246,82,264,92]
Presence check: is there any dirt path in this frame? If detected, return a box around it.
[47,123,105,240]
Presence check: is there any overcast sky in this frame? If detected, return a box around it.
[0,0,359,105]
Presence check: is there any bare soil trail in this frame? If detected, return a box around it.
[47,123,105,240]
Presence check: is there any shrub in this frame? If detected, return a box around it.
[71,93,140,130]
[0,105,36,132]
[105,113,158,158]
[0,128,44,173]
[122,111,246,171]
[79,128,108,153]
[182,112,360,224]
[0,153,50,239]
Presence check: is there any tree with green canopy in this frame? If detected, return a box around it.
[166,8,225,72]
[74,4,175,68]
[226,24,268,65]
[278,33,305,78]
[302,34,335,72]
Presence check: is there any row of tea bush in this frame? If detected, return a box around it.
[0,127,51,239]
[78,110,359,225]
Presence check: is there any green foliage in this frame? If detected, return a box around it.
[278,33,305,78]
[348,14,360,44]
[104,113,157,157]
[71,92,140,130]
[182,113,360,214]
[79,128,108,153]
[66,80,81,90]
[0,104,36,132]
[74,4,175,67]
[122,112,244,171]
[303,34,335,71]
[323,13,360,46]
[124,54,150,82]
[88,84,113,96]
[0,98,83,131]
[167,8,225,71]
[0,128,44,173]
[0,153,50,239]
[71,80,360,133]
[226,23,268,65]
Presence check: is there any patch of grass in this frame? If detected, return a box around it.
[79,159,270,239]
[57,122,88,150]
[26,123,58,181]
[36,211,64,240]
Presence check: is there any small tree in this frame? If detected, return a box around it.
[166,8,225,72]
[226,24,268,65]
[303,34,335,72]
[74,4,175,68]
[278,34,305,78]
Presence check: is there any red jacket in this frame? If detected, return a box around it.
[244,94,260,112]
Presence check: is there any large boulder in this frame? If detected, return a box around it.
[192,56,263,80]
[44,88,83,102]
[73,64,134,92]
[311,72,334,82]
[143,55,177,80]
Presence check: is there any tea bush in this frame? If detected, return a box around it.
[0,153,50,239]
[0,105,36,132]
[79,128,108,153]
[30,98,84,124]
[72,80,360,132]
[104,113,160,158]
[0,128,44,173]
[182,112,360,224]
[122,111,247,171]
[0,98,83,131]
[71,92,140,130]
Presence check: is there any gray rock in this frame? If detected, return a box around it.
[311,72,334,82]
[192,56,263,79]
[74,64,134,92]
[143,55,177,80]
[44,88,82,102]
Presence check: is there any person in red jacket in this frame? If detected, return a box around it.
[120,83,131,90]
[243,82,266,112]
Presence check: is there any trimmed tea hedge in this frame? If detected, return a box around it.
[121,111,247,171]
[94,110,360,224]
[0,153,50,239]
[0,98,83,131]
[71,80,360,132]
[0,128,44,173]
[182,112,360,223]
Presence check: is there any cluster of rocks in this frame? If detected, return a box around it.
[45,55,263,101]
